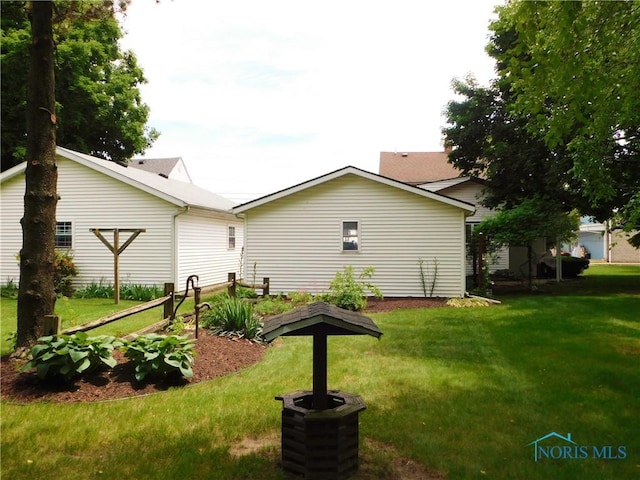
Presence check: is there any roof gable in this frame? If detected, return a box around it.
[130,157,193,183]
[232,165,475,214]
[1,147,235,213]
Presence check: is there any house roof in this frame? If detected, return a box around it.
[232,165,475,214]
[418,176,488,193]
[0,146,236,214]
[130,157,193,183]
[262,301,382,342]
[379,150,464,185]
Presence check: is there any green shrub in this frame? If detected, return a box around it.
[1,279,19,298]
[201,297,262,340]
[122,334,195,382]
[236,286,258,299]
[323,266,383,311]
[254,295,293,316]
[54,251,78,297]
[21,332,122,382]
[288,290,315,305]
[75,282,162,301]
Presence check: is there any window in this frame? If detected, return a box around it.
[228,226,236,249]
[55,221,72,249]
[342,221,359,251]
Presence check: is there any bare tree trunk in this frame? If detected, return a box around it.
[16,1,58,349]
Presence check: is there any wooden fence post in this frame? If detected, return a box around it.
[228,272,236,297]
[43,315,60,337]
[164,283,174,320]
[263,277,270,297]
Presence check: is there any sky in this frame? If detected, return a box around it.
[118,0,502,203]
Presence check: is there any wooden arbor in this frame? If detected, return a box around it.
[263,302,382,479]
[90,228,145,304]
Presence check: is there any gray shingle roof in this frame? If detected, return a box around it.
[262,301,382,342]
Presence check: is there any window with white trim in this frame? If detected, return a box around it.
[342,221,359,251]
[228,225,236,249]
[55,221,73,249]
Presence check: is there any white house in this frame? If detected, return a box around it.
[232,166,475,298]
[0,147,243,291]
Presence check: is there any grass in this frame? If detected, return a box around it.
[0,293,205,355]
[1,264,639,479]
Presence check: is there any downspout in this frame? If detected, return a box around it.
[173,206,190,287]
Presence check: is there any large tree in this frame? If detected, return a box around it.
[490,0,640,244]
[1,0,158,171]
[17,0,58,349]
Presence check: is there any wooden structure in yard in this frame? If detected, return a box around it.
[90,228,145,304]
[264,301,382,479]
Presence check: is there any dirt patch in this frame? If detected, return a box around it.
[1,333,266,403]
[364,297,448,312]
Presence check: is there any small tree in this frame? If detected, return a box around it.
[476,198,578,289]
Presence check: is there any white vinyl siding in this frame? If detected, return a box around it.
[0,175,25,284]
[175,210,243,289]
[243,174,467,298]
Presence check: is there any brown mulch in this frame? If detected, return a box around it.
[1,333,266,404]
[0,298,448,404]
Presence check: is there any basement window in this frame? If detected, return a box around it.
[342,221,359,251]
[55,221,73,249]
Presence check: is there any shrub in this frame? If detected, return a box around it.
[236,285,258,299]
[288,290,315,305]
[75,282,162,301]
[324,266,383,311]
[54,251,78,297]
[1,279,19,298]
[21,332,122,382]
[201,297,262,340]
[122,334,195,381]
[254,295,293,316]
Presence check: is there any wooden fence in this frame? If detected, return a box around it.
[48,274,270,338]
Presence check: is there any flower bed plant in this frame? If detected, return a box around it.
[121,334,196,382]
[21,332,121,382]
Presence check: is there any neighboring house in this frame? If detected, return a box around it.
[379,150,538,275]
[129,157,193,183]
[576,217,640,263]
[0,147,243,290]
[232,166,475,298]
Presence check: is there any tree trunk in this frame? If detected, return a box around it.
[16,1,58,349]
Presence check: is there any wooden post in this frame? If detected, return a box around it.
[263,277,270,297]
[114,229,120,304]
[90,228,145,304]
[312,332,328,410]
[43,315,60,337]
[228,272,236,297]
[164,283,174,320]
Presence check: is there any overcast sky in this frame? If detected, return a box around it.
[119,0,502,203]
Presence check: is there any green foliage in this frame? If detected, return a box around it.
[1,1,158,171]
[21,332,122,382]
[235,285,258,299]
[1,279,19,298]
[54,251,78,297]
[323,266,383,311]
[122,334,195,382]
[75,282,162,301]
[254,295,293,317]
[201,297,262,340]
[288,290,315,305]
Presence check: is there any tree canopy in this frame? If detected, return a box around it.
[444,0,640,247]
[1,0,159,171]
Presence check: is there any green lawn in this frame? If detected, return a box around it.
[1,264,638,479]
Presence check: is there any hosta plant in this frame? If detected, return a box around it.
[122,334,196,381]
[21,332,122,382]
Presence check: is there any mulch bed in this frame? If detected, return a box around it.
[0,297,448,404]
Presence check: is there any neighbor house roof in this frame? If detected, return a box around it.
[418,176,488,193]
[379,150,463,185]
[232,165,475,214]
[130,157,193,183]
[0,146,235,213]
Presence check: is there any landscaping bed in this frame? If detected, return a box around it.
[1,334,266,403]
